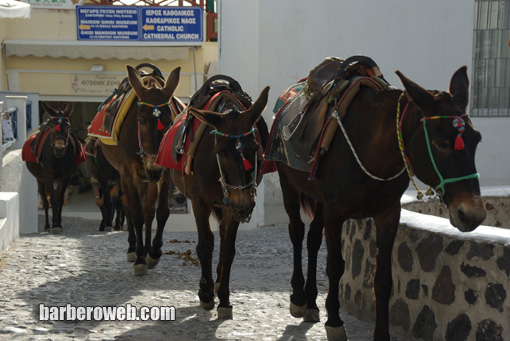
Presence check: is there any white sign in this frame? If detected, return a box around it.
[71,73,124,96]
[23,0,82,10]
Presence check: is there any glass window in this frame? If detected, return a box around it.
[472,0,510,116]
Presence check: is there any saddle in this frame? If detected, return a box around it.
[265,55,390,178]
[156,75,255,174]
[88,63,172,145]
[170,75,252,168]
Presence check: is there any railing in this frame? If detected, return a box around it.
[0,98,33,153]
[1,106,17,153]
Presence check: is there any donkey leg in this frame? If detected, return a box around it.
[121,181,136,262]
[216,216,240,319]
[143,182,157,259]
[147,175,170,269]
[192,200,215,310]
[101,179,114,231]
[304,202,324,323]
[214,207,224,293]
[280,182,307,318]
[125,179,147,275]
[37,180,51,231]
[372,205,400,341]
[323,211,348,341]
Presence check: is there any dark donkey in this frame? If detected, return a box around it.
[99,65,181,276]
[271,62,486,340]
[24,102,85,232]
[157,76,270,318]
[85,137,126,231]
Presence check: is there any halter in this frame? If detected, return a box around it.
[396,93,479,199]
[210,128,258,207]
[49,116,70,148]
[136,101,169,158]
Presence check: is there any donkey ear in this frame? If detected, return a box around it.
[162,67,181,99]
[448,66,469,111]
[243,86,270,126]
[395,70,434,114]
[189,107,223,130]
[64,102,74,117]
[127,65,148,98]
[41,102,55,116]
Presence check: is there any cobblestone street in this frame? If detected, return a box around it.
[0,216,389,340]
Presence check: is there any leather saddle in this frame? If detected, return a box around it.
[171,75,252,164]
[273,55,387,171]
[102,63,166,134]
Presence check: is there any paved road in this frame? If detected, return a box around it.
[0,216,393,340]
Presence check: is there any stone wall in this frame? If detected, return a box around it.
[339,210,510,340]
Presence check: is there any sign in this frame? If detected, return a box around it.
[71,74,124,96]
[23,0,81,10]
[76,6,203,43]
[76,6,139,41]
[140,7,203,42]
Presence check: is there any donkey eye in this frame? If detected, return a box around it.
[433,139,450,151]
[138,119,145,127]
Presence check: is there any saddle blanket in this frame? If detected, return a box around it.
[22,132,86,165]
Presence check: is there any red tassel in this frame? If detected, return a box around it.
[157,119,164,131]
[454,134,465,151]
[243,157,252,171]
[55,124,61,132]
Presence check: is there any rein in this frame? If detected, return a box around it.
[332,110,406,181]
[396,93,479,199]
[210,128,258,206]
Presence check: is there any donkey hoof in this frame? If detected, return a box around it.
[325,325,348,341]
[146,254,160,269]
[51,227,63,234]
[127,252,136,262]
[200,299,215,311]
[133,263,148,276]
[217,306,233,320]
[303,308,320,322]
[290,301,307,318]
[214,282,220,293]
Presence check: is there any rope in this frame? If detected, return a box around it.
[332,109,405,181]
[396,93,428,199]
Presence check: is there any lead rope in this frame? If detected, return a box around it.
[332,109,405,181]
[396,93,432,200]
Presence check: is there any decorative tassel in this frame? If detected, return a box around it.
[454,134,465,151]
[241,154,252,171]
[157,119,164,131]
[55,124,61,132]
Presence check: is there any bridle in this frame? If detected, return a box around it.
[210,127,258,208]
[396,93,479,199]
[136,101,170,159]
[48,116,70,149]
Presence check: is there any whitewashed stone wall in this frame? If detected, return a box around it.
[339,205,510,340]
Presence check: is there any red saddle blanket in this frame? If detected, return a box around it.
[22,133,86,165]
[155,112,201,172]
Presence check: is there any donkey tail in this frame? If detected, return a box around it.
[299,193,316,219]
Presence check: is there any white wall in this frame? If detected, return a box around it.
[219,0,509,226]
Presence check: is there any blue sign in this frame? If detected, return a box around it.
[141,7,203,42]
[77,6,139,41]
[76,6,203,43]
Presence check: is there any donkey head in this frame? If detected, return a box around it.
[396,67,486,232]
[189,86,270,222]
[41,102,74,158]
[127,65,180,182]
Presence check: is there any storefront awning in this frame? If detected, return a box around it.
[2,40,191,61]
[0,0,31,19]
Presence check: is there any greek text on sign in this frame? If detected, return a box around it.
[140,7,203,42]
[76,6,203,43]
